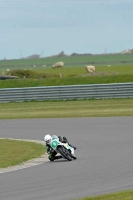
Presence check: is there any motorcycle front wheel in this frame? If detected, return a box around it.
[57,146,72,161]
[68,150,77,160]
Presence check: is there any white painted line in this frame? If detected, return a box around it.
[0,138,49,174]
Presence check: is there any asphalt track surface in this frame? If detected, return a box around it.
[0,117,133,200]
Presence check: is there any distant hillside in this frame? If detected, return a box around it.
[46,51,92,58]
[26,54,40,59]
[1,49,133,62]
[14,49,133,61]
[47,49,133,58]
[70,53,92,56]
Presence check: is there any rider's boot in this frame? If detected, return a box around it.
[68,143,77,150]
[55,155,63,160]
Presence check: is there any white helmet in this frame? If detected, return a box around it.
[44,134,52,144]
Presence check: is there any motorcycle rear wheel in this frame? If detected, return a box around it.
[57,146,72,161]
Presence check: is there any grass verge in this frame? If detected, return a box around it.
[0,139,46,168]
[0,98,133,119]
[0,74,133,88]
[77,190,133,200]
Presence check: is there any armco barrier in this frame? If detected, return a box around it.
[0,82,133,102]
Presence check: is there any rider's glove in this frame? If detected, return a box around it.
[47,147,54,154]
[47,147,51,154]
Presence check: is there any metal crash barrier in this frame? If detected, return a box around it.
[0,82,133,102]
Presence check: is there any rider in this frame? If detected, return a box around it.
[44,134,76,161]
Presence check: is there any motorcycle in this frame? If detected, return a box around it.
[49,136,77,161]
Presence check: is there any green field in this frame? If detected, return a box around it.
[0,99,133,119]
[0,53,133,88]
[0,54,133,74]
[0,74,133,88]
[77,190,133,200]
[0,139,46,168]
[0,64,133,88]
[0,54,133,69]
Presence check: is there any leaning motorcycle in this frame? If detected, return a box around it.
[49,136,77,161]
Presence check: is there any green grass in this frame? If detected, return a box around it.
[0,74,133,89]
[77,190,133,200]
[0,54,133,75]
[0,64,133,88]
[0,56,133,89]
[37,65,133,76]
[1,64,133,76]
[0,54,133,68]
[0,98,133,119]
[0,139,46,168]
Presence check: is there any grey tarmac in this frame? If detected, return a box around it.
[0,117,133,200]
